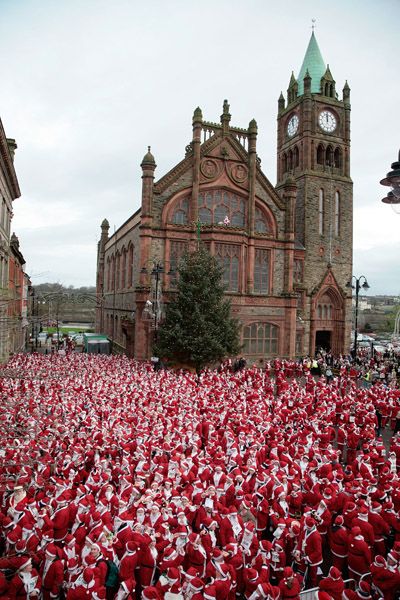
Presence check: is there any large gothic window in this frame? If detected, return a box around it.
[255,208,270,234]
[198,190,246,227]
[116,253,121,289]
[169,241,187,287]
[172,197,189,225]
[215,244,240,292]
[121,249,126,289]
[242,322,279,355]
[127,245,134,288]
[253,249,270,294]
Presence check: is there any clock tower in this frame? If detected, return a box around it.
[276,32,353,356]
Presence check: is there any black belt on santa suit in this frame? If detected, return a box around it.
[141,564,155,569]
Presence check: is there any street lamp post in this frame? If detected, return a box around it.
[141,261,175,343]
[151,262,163,341]
[380,149,400,212]
[346,275,370,359]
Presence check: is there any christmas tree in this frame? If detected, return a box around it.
[154,247,241,372]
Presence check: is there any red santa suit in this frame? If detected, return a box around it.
[318,567,344,600]
[368,503,390,556]
[219,509,243,547]
[370,556,400,600]
[118,542,139,583]
[52,498,71,544]
[328,517,348,571]
[351,510,375,549]
[185,534,207,577]
[67,567,104,600]
[302,518,322,588]
[347,529,371,583]
[278,566,302,600]
[138,535,157,588]
[8,558,42,600]
[40,544,64,600]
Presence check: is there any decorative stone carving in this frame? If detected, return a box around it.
[230,163,248,184]
[200,158,220,180]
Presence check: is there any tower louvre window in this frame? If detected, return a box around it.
[334,148,341,169]
[317,144,324,165]
[319,189,324,235]
[294,146,300,168]
[325,146,334,167]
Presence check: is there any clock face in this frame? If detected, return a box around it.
[287,114,299,137]
[319,110,337,133]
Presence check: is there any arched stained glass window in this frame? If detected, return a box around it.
[255,208,270,234]
[197,190,246,227]
[254,249,270,294]
[172,197,189,225]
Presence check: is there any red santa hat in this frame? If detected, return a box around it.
[334,515,344,526]
[142,586,161,600]
[305,516,316,529]
[203,585,217,600]
[166,567,180,583]
[246,568,258,582]
[328,566,341,580]
[126,541,138,553]
[163,546,178,561]
[357,581,371,598]
[83,568,95,584]
[67,558,79,571]
[189,577,204,592]
[15,556,32,571]
[45,543,58,558]
[15,540,27,553]
[212,548,223,561]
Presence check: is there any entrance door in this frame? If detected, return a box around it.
[315,330,331,352]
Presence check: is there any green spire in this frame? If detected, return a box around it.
[297,32,326,95]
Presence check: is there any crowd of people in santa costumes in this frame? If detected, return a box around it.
[0,353,400,600]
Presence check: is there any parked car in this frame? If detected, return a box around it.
[73,335,84,346]
[37,333,48,347]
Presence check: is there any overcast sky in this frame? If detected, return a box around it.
[1,0,399,294]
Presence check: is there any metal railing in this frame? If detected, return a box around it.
[299,578,355,600]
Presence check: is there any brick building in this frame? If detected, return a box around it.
[96,33,352,361]
[8,233,29,354]
[0,119,21,361]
